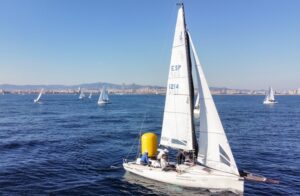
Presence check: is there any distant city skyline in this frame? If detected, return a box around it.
[0,0,299,90]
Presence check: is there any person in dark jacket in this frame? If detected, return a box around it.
[141,152,151,165]
[176,150,185,165]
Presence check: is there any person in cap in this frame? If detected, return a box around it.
[176,150,185,165]
[157,148,168,161]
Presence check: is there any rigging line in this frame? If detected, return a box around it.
[125,128,140,160]
[125,105,149,160]
[136,112,148,159]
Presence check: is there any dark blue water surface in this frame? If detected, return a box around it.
[0,94,299,195]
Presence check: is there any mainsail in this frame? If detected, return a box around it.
[35,88,43,102]
[191,32,239,175]
[160,5,196,152]
[36,89,43,101]
[79,88,85,99]
[98,86,109,103]
[264,86,275,102]
[269,86,275,101]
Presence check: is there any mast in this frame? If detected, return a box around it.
[181,4,198,156]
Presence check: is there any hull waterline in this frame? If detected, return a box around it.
[123,162,244,194]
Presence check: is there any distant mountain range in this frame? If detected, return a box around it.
[0,82,166,91]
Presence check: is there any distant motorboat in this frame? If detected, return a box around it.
[34,88,43,103]
[98,86,111,105]
[263,86,277,104]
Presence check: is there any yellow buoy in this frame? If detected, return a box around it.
[141,132,157,158]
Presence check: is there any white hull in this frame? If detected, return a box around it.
[123,162,244,194]
[263,100,278,104]
[98,100,111,105]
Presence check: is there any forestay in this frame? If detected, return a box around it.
[189,33,239,176]
[160,6,195,151]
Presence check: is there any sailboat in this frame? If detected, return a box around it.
[124,4,243,193]
[123,4,278,194]
[89,92,92,99]
[34,88,44,103]
[98,86,111,105]
[263,86,277,104]
[78,87,85,99]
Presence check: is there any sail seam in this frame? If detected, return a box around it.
[173,44,185,48]
[199,131,227,136]
[164,111,190,115]
[166,93,190,96]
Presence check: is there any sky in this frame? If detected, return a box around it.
[0,0,299,90]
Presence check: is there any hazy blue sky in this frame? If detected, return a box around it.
[0,0,299,90]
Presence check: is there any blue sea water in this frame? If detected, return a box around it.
[0,94,299,195]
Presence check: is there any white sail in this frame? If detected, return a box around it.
[269,86,275,101]
[188,31,201,111]
[160,6,195,151]
[195,93,200,109]
[98,86,110,104]
[263,86,276,104]
[79,88,85,99]
[192,35,239,175]
[264,91,269,102]
[89,92,92,99]
[34,88,43,102]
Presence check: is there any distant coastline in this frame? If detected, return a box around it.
[1,82,300,96]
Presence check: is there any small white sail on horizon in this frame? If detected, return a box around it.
[98,86,110,105]
[88,92,92,99]
[34,88,44,103]
[79,88,85,99]
[263,86,277,104]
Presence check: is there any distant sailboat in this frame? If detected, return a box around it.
[78,88,85,99]
[98,86,111,105]
[34,89,43,103]
[263,86,277,104]
[88,92,92,99]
